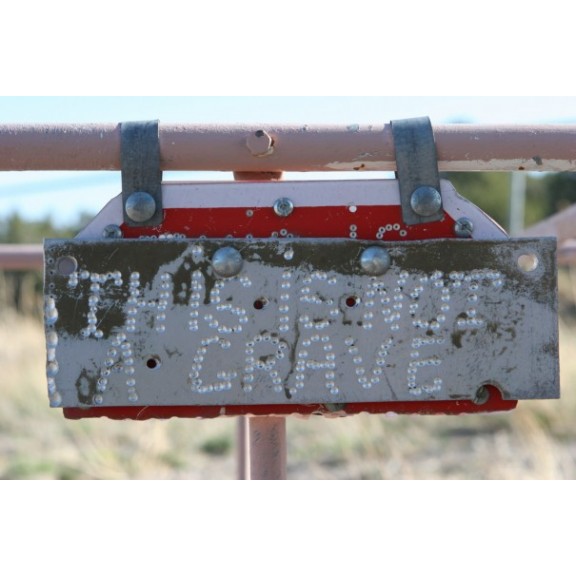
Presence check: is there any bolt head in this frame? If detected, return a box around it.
[246,130,274,157]
[273,197,294,217]
[102,224,123,239]
[212,247,243,278]
[125,192,157,223]
[410,186,442,217]
[454,217,474,238]
[360,246,391,276]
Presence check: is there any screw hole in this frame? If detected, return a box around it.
[146,356,161,370]
[253,298,268,310]
[473,385,490,405]
[517,253,539,273]
[345,296,359,308]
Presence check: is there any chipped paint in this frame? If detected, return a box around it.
[441,158,576,172]
[325,160,392,171]
[325,158,576,172]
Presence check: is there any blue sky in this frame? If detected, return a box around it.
[1,96,576,225]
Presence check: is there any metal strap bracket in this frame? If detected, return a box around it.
[391,117,443,226]
[121,120,163,227]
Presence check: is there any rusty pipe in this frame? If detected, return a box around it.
[0,123,575,172]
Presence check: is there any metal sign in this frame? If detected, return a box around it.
[44,179,559,418]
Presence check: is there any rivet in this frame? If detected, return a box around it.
[56,256,78,276]
[517,253,539,273]
[212,247,243,278]
[125,191,157,223]
[273,197,294,217]
[360,246,391,276]
[454,217,474,238]
[103,224,123,239]
[410,186,442,217]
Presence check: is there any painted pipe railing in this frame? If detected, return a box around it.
[1,123,575,172]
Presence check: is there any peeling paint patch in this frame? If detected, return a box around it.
[442,158,575,172]
[353,152,376,161]
[325,160,392,171]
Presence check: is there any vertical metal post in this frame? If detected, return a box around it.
[237,413,250,480]
[233,168,287,480]
[509,171,527,236]
[248,416,287,480]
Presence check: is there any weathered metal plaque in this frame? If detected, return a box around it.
[44,237,558,409]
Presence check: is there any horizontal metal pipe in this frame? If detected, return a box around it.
[0,123,575,172]
[0,244,43,270]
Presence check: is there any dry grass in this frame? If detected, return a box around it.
[1,310,575,480]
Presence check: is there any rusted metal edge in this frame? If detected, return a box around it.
[3,241,576,271]
[0,123,575,172]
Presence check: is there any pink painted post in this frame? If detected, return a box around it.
[237,414,250,480]
[248,416,287,480]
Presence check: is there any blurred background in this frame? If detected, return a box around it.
[1,96,575,479]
